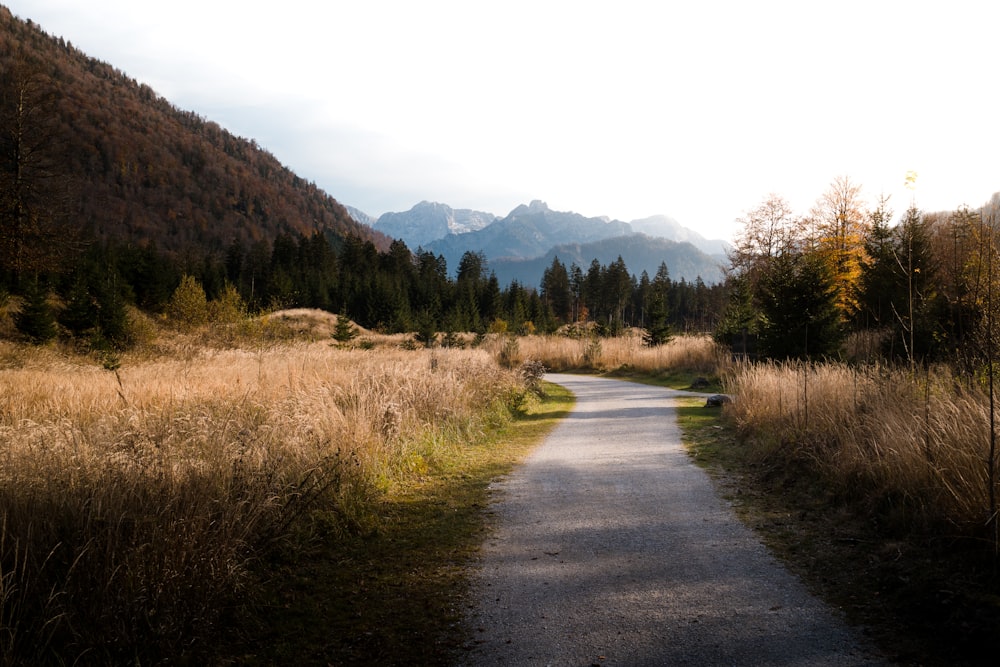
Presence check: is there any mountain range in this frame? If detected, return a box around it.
[353,200,728,286]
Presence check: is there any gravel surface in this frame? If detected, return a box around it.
[462,374,887,666]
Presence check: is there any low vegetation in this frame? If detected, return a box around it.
[498,330,725,378]
[0,314,540,664]
[4,307,1000,664]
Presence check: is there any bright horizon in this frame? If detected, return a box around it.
[7,0,1000,243]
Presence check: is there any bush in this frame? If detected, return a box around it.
[208,283,246,325]
[167,275,208,329]
[520,359,547,396]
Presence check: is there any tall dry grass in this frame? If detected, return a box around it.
[724,361,998,537]
[0,339,523,664]
[493,332,726,376]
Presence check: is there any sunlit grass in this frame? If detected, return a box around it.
[487,331,728,380]
[0,332,527,664]
[722,361,998,537]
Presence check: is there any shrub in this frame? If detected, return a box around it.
[520,359,547,396]
[167,275,208,329]
[208,283,246,325]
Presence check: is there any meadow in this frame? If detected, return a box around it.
[2,313,998,664]
[0,313,528,664]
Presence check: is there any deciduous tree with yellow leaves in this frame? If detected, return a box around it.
[806,176,871,322]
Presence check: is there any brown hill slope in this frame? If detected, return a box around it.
[0,7,389,262]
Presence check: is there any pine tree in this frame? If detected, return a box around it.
[758,251,842,360]
[94,274,131,349]
[59,276,98,337]
[332,313,358,344]
[540,256,571,323]
[14,278,57,344]
[643,262,673,346]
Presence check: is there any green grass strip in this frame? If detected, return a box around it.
[223,382,574,665]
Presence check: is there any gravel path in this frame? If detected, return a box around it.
[462,374,887,666]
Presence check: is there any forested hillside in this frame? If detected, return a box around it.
[0,8,729,347]
[0,6,388,270]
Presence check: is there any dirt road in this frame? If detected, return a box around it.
[462,374,886,666]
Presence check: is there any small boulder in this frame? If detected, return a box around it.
[690,377,710,390]
[705,394,732,408]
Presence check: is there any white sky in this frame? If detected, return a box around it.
[7,0,1000,242]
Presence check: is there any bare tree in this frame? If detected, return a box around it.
[728,193,801,283]
[0,55,74,281]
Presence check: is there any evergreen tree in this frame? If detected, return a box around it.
[332,313,358,344]
[569,263,584,322]
[14,278,57,344]
[59,275,98,338]
[757,251,842,359]
[93,273,131,349]
[413,309,437,347]
[540,256,571,323]
[714,274,759,357]
[643,262,673,346]
[603,256,633,334]
[856,197,898,330]
[892,205,940,362]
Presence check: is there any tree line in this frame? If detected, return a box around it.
[2,223,727,348]
[716,175,1000,371]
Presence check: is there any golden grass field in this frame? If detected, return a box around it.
[2,308,998,663]
[0,313,525,663]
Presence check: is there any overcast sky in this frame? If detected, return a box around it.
[8,0,999,242]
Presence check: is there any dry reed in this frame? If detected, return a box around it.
[723,361,998,536]
[0,340,523,663]
[496,332,726,375]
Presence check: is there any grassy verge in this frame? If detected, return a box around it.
[222,382,574,666]
[676,396,1000,667]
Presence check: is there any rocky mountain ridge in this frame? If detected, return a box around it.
[349,200,728,285]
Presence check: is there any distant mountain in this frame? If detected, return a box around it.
[489,234,725,289]
[345,205,377,228]
[371,201,497,248]
[629,215,730,256]
[414,200,726,285]
[424,200,632,268]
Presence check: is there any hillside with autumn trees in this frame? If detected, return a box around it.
[0,7,388,260]
[0,7,731,346]
[7,3,998,366]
